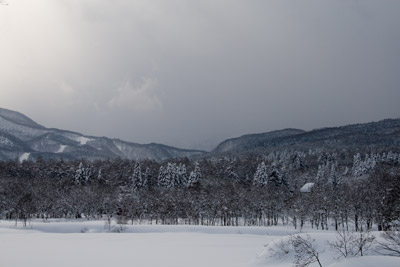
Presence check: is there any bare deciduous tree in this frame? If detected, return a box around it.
[290,234,323,267]
[377,231,400,257]
[328,229,356,259]
[352,230,375,256]
[329,229,376,258]
[267,238,291,259]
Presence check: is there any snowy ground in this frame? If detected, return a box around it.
[0,220,398,267]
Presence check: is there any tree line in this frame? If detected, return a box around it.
[0,149,399,230]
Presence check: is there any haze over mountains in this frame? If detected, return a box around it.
[0,107,399,162]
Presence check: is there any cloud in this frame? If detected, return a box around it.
[58,81,75,95]
[0,0,399,149]
[108,77,162,112]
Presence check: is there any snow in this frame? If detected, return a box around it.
[75,136,93,145]
[0,220,398,267]
[56,145,67,153]
[0,136,13,146]
[327,256,400,267]
[300,182,315,193]
[0,220,278,267]
[19,152,30,163]
[115,142,124,152]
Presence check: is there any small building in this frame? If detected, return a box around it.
[300,182,315,193]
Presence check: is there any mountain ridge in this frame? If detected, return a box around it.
[213,128,306,154]
[0,107,45,129]
[1,107,399,161]
[0,107,205,162]
[212,118,400,155]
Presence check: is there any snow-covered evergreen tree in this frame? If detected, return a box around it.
[364,153,377,172]
[226,159,239,180]
[176,163,187,187]
[165,162,177,188]
[130,162,143,192]
[157,165,166,187]
[352,153,377,177]
[187,162,201,187]
[328,162,341,186]
[292,153,303,170]
[142,167,150,188]
[269,162,286,185]
[158,163,183,188]
[74,162,92,185]
[352,153,363,177]
[316,164,326,183]
[253,161,268,186]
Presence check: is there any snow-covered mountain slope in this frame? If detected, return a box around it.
[0,107,205,161]
[213,119,400,155]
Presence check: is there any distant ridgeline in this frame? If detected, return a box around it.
[0,106,399,162]
[0,107,205,162]
[212,118,400,155]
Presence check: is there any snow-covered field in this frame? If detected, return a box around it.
[0,220,398,267]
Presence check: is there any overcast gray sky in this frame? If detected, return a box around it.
[1,0,399,150]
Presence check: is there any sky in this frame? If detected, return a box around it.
[0,0,399,151]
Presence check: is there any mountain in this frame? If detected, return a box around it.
[0,107,205,162]
[213,129,306,154]
[213,119,400,155]
[2,107,399,162]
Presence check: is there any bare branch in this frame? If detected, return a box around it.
[377,231,400,257]
[352,230,375,256]
[290,234,323,267]
[328,229,357,259]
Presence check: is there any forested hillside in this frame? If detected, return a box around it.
[213,119,400,155]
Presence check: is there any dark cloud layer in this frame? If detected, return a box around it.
[1,0,399,150]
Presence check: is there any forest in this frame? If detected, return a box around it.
[0,149,399,231]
